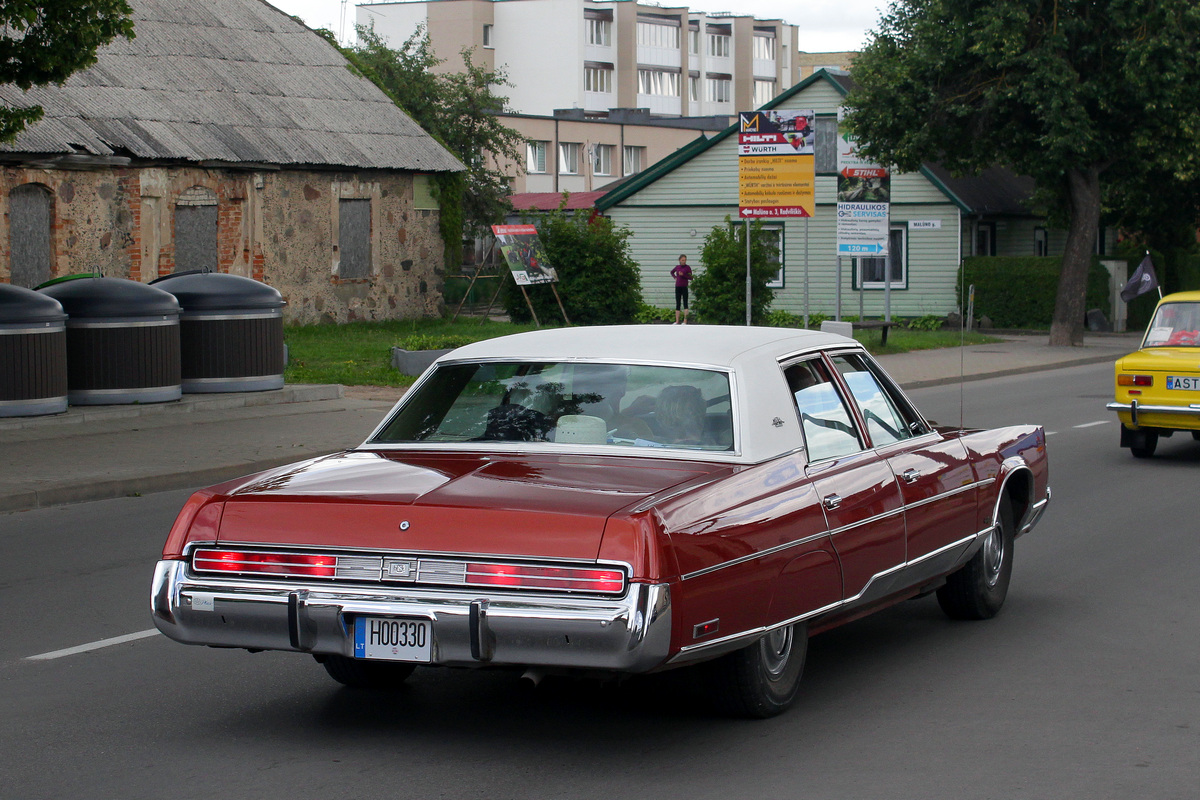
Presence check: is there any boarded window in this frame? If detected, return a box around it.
[9,184,52,288]
[339,199,371,279]
[174,187,218,272]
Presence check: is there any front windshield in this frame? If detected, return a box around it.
[371,361,734,452]
[1143,302,1200,347]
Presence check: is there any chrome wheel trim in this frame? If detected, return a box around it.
[982,524,1005,587]
[760,626,793,678]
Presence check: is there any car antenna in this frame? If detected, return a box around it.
[958,263,967,431]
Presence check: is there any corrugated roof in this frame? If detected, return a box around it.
[0,0,463,173]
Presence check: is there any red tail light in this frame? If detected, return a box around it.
[193,549,336,578]
[467,562,625,593]
[1118,374,1153,387]
[191,548,626,594]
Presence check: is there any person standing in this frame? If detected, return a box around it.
[671,254,693,324]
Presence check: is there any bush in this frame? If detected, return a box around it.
[502,208,642,325]
[905,314,945,331]
[396,333,476,351]
[691,219,777,325]
[958,256,1111,328]
[634,302,674,324]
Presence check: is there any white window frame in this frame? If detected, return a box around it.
[706,77,731,103]
[856,227,908,290]
[638,69,680,97]
[688,28,700,54]
[587,19,611,46]
[482,24,493,48]
[623,145,644,176]
[689,76,699,102]
[637,21,680,49]
[763,225,784,289]
[753,35,775,60]
[708,33,730,57]
[592,144,613,176]
[559,142,580,175]
[526,141,548,174]
[753,79,775,107]
[585,67,612,93]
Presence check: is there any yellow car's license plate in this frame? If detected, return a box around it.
[1166,376,1200,390]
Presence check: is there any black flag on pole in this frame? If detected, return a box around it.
[1120,254,1159,302]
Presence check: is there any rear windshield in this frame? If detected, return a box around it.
[1144,302,1200,347]
[371,361,734,452]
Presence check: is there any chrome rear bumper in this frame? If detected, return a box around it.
[1107,399,1200,426]
[151,560,672,673]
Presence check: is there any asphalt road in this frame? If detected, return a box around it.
[2,362,1197,799]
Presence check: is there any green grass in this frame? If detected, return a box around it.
[284,318,543,387]
[855,327,1000,356]
[284,319,1000,387]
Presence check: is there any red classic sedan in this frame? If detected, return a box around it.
[152,325,1050,717]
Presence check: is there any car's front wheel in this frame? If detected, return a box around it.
[937,499,1015,620]
[316,654,416,689]
[705,623,807,718]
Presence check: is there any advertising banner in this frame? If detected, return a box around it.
[491,224,557,285]
[836,109,890,255]
[737,109,816,218]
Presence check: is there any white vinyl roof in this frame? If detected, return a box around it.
[372,325,869,465]
[443,325,854,368]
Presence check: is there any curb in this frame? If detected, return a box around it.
[899,351,1120,390]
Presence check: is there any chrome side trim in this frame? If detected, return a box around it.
[666,529,990,667]
[826,505,905,538]
[903,481,978,512]
[678,478,992,582]
[680,530,831,581]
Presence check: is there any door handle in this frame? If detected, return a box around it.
[901,468,921,484]
[822,494,842,510]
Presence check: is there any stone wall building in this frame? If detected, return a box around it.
[0,0,462,324]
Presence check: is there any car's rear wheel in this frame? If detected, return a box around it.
[1129,429,1158,458]
[317,654,416,689]
[937,499,1015,620]
[705,623,807,718]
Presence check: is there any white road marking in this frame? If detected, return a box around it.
[1074,420,1111,429]
[26,629,160,661]
[1046,431,1058,436]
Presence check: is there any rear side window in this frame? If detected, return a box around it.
[830,353,927,446]
[785,358,863,462]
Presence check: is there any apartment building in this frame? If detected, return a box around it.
[358,0,799,117]
[501,108,728,193]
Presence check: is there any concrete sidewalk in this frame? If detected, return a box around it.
[0,332,1139,513]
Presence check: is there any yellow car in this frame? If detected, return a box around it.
[1109,290,1200,457]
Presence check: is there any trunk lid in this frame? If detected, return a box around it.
[213,450,729,561]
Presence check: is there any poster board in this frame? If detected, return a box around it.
[737,109,816,219]
[491,224,558,285]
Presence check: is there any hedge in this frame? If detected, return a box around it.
[958,256,1112,328]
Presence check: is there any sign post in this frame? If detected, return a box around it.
[835,109,891,321]
[737,109,816,325]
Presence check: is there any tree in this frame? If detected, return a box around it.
[845,0,1200,345]
[340,26,525,236]
[1,0,134,142]
[502,206,642,325]
[691,219,776,325]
